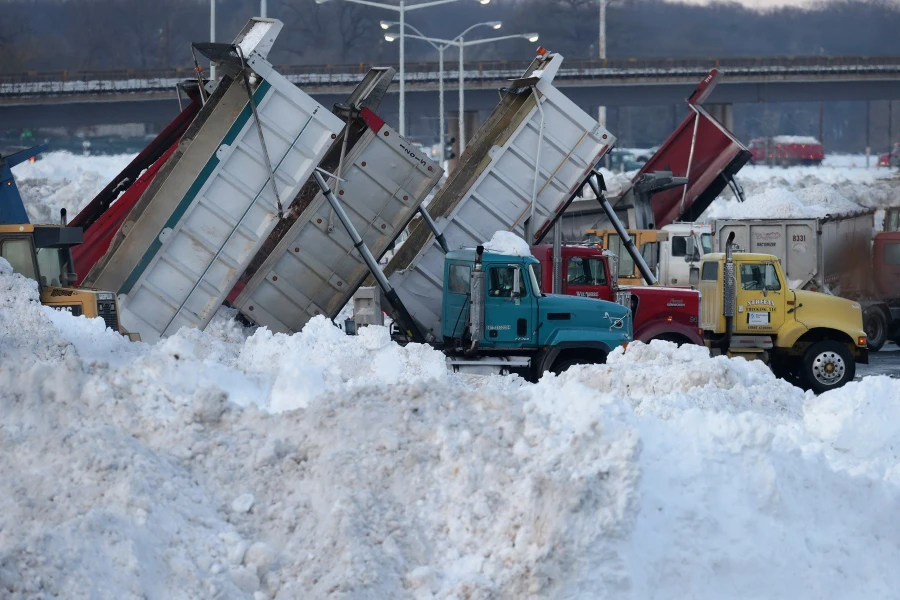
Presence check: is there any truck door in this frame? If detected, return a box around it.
[565,255,611,300]
[735,261,786,333]
[483,263,535,347]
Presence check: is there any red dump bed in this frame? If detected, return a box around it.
[71,94,201,282]
[637,69,751,228]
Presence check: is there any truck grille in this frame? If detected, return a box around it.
[98,301,119,331]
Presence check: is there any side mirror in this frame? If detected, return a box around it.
[511,268,521,298]
[63,272,78,286]
[685,235,696,260]
[689,266,700,286]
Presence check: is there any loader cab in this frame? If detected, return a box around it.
[582,229,666,285]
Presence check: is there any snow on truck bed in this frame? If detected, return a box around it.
[3,257,900,599]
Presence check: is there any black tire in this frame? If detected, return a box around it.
[801,341,855,394]
[863,308,888,352]
[551,355,607,375]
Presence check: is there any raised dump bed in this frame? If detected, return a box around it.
[83,18,344,343]
[383,51,615,340]
[230,108,443,333]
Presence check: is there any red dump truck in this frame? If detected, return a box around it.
[748,136,824,167]
[530,243,703,345]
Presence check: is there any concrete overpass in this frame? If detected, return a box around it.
[1,55,898,131]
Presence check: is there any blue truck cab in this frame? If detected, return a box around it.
[440,248,632,378]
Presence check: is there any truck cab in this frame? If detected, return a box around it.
[0,223,133,337]
[440,248,632,378]
[530,244,703,346]
[699,248,867,392]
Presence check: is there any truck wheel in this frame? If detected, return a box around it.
[863,308,888,352]
[802,341,855,393]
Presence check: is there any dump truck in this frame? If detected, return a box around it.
[716,211,900,351]
[79,18,346,343]
[313,170,632,379]
[529,243,703,346]
[700,233,867,392]
[0,147,134,338]
[748,136,824,167]
[584,222,714,287]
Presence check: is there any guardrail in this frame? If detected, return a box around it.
[2,55,898,99]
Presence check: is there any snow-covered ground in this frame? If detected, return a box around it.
[3,257,900,599]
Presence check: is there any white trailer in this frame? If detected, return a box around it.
[83,19,344,342]
[383,52,615,339]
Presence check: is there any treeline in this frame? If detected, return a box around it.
[2,0,899,72]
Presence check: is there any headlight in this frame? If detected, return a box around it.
[97,293,114,301]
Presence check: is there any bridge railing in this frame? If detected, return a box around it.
[1,55,898,97]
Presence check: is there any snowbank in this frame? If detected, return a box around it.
[482,230,532,257]
[3,254,900,599]
[10,151,135,223]
[705,163,899,220]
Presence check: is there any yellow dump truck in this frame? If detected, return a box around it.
[0,222,136,339]
[698,233,867,392]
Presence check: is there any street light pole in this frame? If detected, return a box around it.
[319,0,491,138]
[459,35,465,154]
[210,0,216,81]
[261,0,267,18]
[598,0,608,127]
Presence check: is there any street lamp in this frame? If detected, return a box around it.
[596,0,626,127]
[316,0,491,137]
[382,21,501,166]
[385,26,538,155]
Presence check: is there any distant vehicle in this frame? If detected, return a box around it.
[877,142,900,168]
[748,136,824,167]
[604,148,643,172]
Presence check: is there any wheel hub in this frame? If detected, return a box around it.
[812,351,845,385]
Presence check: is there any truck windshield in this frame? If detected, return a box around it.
[36,247,68,287]
[567,257,607,285]
[0,238,37,280]
[740,263,781,291]
[885,242,900,266]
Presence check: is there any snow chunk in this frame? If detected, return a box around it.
[482,231,532,257]
[238,21,273,55]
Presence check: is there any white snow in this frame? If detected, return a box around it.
[705,162,900,220]
[482,230,533,257]
[238,22,273,56]
[10,151,135,224]
[3,253,900,598]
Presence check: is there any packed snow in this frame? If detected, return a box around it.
[771,135,821,145]
[705,162,900,220]
[482,230,533,257]
[10,151,135,224]
[238,21,274,56]
[3,255,900,599]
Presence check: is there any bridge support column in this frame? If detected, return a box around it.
[705,103,734,131]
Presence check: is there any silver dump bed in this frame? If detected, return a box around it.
[384,52,615,339]
[716,211,875,292]
[83,18,344,342]
[231,109,443,333]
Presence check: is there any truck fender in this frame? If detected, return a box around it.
[538,341,613,374]
[774,320,810,350]
[635,321,704,346]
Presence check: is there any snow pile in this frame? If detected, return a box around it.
[238,21,274,55]
[4,256,900,599]
[705,164,899,220]
[10,151,135,223]
[482,230,532,257]
[805,376,900,484]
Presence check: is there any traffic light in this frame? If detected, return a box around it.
[444,136,456,161]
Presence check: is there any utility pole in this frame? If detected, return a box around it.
[597,0,608,128]
[261,0,267,18]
